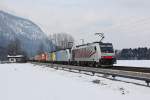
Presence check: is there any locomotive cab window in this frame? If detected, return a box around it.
[100,44,114,53]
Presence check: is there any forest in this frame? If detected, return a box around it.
[116,48,150,60]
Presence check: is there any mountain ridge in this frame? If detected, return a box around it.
[0,10,51,58]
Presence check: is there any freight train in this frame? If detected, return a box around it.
[32,42,116,67]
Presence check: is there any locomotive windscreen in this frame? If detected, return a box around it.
[100,43,114,53]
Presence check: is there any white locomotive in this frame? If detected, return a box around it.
[71,42,116,66]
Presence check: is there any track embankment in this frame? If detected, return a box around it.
[32,62,150,87]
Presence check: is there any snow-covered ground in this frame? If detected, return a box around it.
[1,63,150,100]
[115,60,150,68]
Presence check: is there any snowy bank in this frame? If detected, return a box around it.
[115,60,150,68]
[1,63,150,100]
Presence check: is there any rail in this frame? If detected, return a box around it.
[33,62,150,87]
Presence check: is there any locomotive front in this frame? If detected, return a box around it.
[99,43,116,65]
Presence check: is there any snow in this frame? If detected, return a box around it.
[115,60,150,68]
[7,55,24,58]
[1,63,150,100]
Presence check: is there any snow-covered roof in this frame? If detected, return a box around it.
[7,55,24,58]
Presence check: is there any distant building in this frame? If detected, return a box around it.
[7,55,26,63]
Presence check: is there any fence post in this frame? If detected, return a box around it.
[146,81,150,87]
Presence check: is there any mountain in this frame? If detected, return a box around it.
[0,11,51,58]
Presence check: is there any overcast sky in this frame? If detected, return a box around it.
[0,0,150,49]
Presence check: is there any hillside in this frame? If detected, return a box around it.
[0,11,51,59]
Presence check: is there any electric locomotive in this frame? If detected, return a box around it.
[71,42,116,66]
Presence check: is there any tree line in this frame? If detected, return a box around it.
[48,33,74,51]
[116,47,150,60]
[37,33,74,54]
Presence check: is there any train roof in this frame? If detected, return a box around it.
[7,55,24,58]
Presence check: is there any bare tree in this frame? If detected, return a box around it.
[49,33,74,50]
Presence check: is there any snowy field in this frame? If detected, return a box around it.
[115,60,150,68]
[1,63,150,100]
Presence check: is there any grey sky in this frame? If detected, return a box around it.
[1,0,150,49]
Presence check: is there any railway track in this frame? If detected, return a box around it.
[32,62,150,87]
[101,66,150,73]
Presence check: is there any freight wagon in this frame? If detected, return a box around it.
[55,49,71,64]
